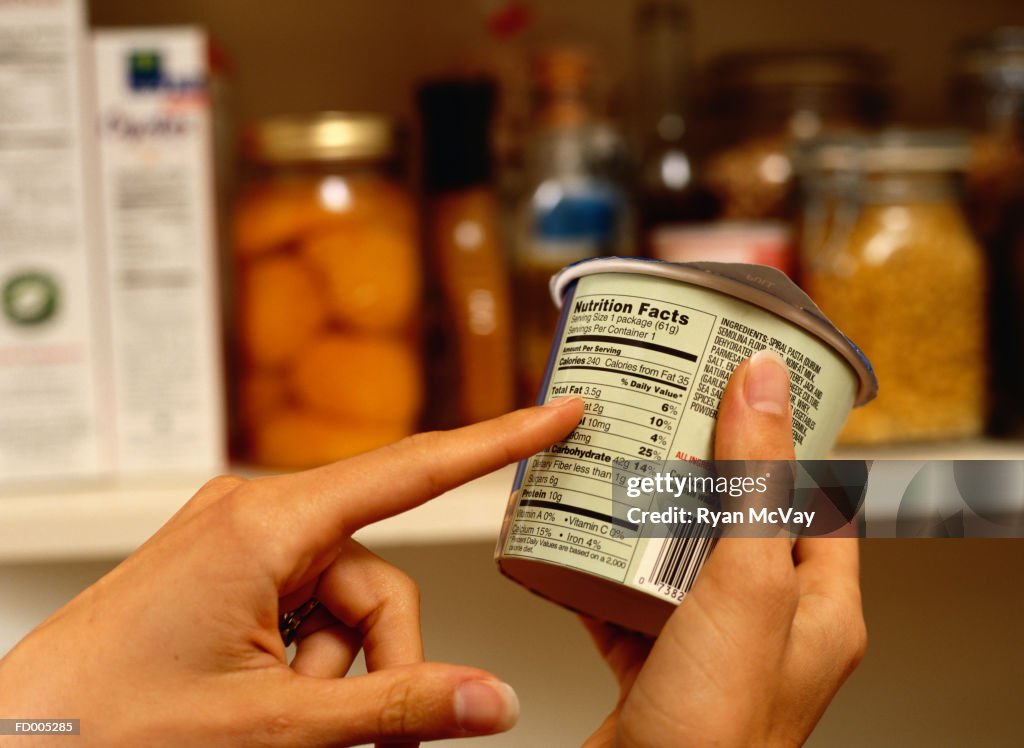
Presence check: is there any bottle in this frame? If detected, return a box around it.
[514,47,634,403]
[951,28,1024,434]
[417,78,516,427]
[633,0,718,240]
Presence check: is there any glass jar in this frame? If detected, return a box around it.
[705,49,886,221]
[952,28,1024,434]
[231,113,422,468]
[802,131,987,444]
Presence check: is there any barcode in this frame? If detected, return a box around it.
[642,522,716,597]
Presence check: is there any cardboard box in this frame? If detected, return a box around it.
[92,27,225,476]
[0,0,111,482]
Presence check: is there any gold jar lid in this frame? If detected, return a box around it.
[243,112,404,164]
[798,130,972,173]
[709,49,884,91]
[954,27,1024,85]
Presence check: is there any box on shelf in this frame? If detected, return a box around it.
[92,27,226,476]
[0,0,111,483]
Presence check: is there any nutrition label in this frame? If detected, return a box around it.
[503,277,720,583]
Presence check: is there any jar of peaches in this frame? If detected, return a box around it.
[232,113,422,468]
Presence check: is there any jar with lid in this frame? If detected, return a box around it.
[802,131,987,444]
[951,28,1024,433]
[705,49,886,221]
[231,113,422,468]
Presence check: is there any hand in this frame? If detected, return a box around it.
[0,398,585,747]
[583,350,867,747]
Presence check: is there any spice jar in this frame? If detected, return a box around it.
[705,50,886,221]
[802,131,987,444]
[232,113,422,467]
[952,28,1024,434]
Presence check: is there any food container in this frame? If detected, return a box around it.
[650,221,795,278]
[231,113,422,468]
[704,49,886,220]
[801,130,987,444]
[495,257,876,635]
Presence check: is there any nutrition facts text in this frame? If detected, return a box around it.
[503,291,718,581]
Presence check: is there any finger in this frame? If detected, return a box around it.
[299,396,583,532]
[706,349,798,584]
[134,474,248,550]
[714,349,795,462]
[659,350,801,641]
[788,539,868,695]
[279,580,319,617]
[580,617,652,688]
[793,537,862,606]
[248,398,584,588]
[314,539,423,671]
[291,623,362,678]
[246,663,519,746]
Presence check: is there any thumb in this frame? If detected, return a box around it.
[685,348,799,630]
[255,663,519,746]
[714,349,796,461]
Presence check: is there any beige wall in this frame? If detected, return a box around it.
[6,540,1021,745]
[88,0,1024,126]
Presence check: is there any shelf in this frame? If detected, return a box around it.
[2,438,1023,564]
[0,466,516,564]
[831,438,1024,461]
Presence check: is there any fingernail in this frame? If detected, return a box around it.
[454,680,520,733]
[543,396,583,408]
[744,349,790,415]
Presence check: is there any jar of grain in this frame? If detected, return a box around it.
[704,50,886,221]
[802,130,987,444]
[231,113,422,467]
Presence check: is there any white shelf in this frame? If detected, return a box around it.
[831,438,1024,461]
[2,439,1023,564]
[0,466,516,564]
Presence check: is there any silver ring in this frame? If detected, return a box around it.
[279,598,321,646]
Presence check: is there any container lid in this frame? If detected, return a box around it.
[417,77,496,192]
[532,46,593,92]
[243,112,403,164]
[652,220,791,246]
[550,257,878,406]
[955,27,1024,89]
[799,129,971,173]
[709,49,883,91]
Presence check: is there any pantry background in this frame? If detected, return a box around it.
[3,0,1024,745]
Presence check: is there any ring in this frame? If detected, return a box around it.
[279,598,321,646]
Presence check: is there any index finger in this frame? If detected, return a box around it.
[253,397,584,588]
[793,536,861,604]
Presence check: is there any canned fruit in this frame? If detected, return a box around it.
[238,369,288,426]
[289,334,422,427]
[234,177,418,259]
[301,224,420,334]
[231,171,423,467]
[253,408,406,468]
[233,182,324,257]
[238,255,328,369]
